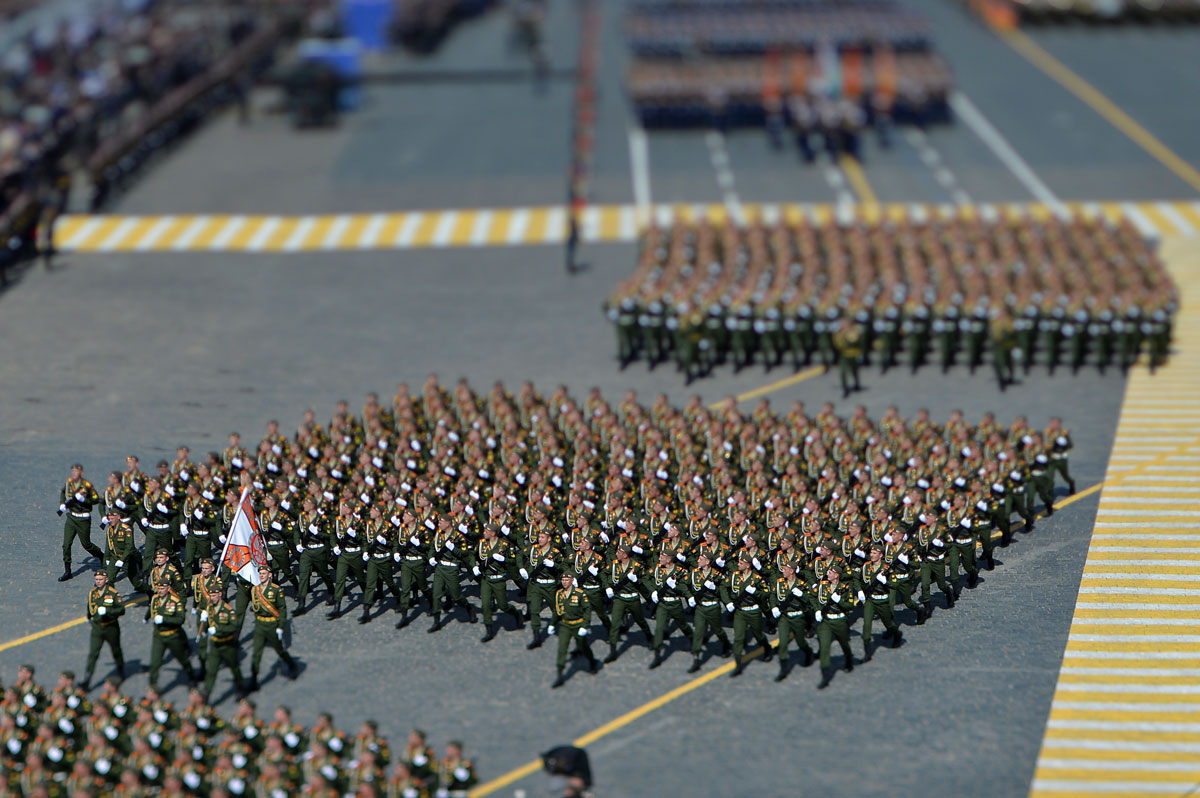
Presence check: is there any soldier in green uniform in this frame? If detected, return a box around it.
[258,494,298,592]
[474,524,523,642]
[427,514,476,632]
[648,551,694,670]
[180,482,215,580]
[948,498,980,597]
[916,517,955,617]
[991,311,1017,392]
[202,588,247,698]
[103,510,139,588]
[860,547,903,663]
[249,566,298,690]
[360,504,401,624]
[833,320,866,398]
[394,509,431,629]
[551,573,599,688]
[148,582,196,690]
[727,554,772,677]
[522,528,562,649]
[569,535,611,636]
[1045,417,1076,495]
[139,476,177,572]
[815,566,858,689]
[883,530,926,624]
[603,546,653,663]
[58,464,105,581]
[328,503,368,620]
[296,496,335,616]
[686,551,731,673]
[768,560,813,681]
[82,570,125,690]
[189,559,222,678]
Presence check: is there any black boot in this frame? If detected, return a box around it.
[427,614,443,634]
[774,659,789,682]
[603,644,618,664]
[730,657,745,678]
[946,590,956,608]
[845,658,854,673]
[552,669,565,689]
[818,667,833,689]
[986,554,996,571]
[588,654,600,674]
[358,605,371,624]
[688,655,702,674]
[649,649,664,670]
[916,605,927,625]
[967,572,979,589]
[863,641,873,663]
[395,612,411,630]
[761,646,774,663]
[922,601,933,620]
[481,623,497,643]
[295,600,309,616]
[527,629,543,650]
[326,601,342,620]
[79,674,92,693]
[465,603,477,624]
[801,648,813,667]
[506,606,525,629]
[892,629,904,648]
[58,564,72,582]
[718,638,732,658]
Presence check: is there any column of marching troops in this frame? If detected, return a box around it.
[57,377,1076,698]
[605,212,1176,390]
[0,664,478,798]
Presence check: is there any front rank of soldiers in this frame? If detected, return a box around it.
[57,380,1075,688]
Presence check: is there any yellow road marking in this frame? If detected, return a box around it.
[0,596,146,655]
[1000,28,1200,194]
[839,156,878,205]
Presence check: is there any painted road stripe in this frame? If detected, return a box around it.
[1032,237,1200,798]
[50,200,1200,253]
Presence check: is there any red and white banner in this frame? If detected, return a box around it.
[219,487,267,586]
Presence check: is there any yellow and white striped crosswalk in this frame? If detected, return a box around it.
[1031,236,1200,798]
[51,200,1200,254]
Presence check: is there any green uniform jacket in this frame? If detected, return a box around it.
[150,592,186,635]
[88,585,125,624]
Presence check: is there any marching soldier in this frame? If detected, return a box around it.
[58,464,105,581]
[249,566,298,690]
[140,477,176,572]
[916,516,955,617]
[394,509,431,630]
[860,546,903,663]
[426,514,476,633]
[603,546,653,663]
[103,510,139,588]
[815,566,858,689]
[647,551,694,670]
[259,494,298,592]
[189,559,222,678]
[437,740,478,797]
[296,496,335,616]
[569,535,611,635]
[202,588,247,698]
[833,317,866,398]
[551,573,599,688]
[686,551,731,672]
[522,527,563,649]
[1046,417,1077,496]
[727,554,772,677]
[361,504,401,625]
[948,495,980,596]
[768,560,812,681]
[147,582,196,690]
[328,503,368,620]
[180,482,215,580]
[474,524,523,642]
[82,571,126,690]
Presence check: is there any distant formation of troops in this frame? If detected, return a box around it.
[0,665,477,797]
[605,211,1175,388]
[58,379,1075,696]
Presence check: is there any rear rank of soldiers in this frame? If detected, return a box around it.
[56,380,1075,691]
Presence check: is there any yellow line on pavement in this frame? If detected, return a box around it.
[840,156,879,205]
[0,595,146,655]
[1000,28,1200,195]
[720,365,827,407]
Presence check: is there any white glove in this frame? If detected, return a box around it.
[688,597,696,608]
[599,532,610,543]
[771,607,781,619]
[898,554,909,565]
[472,566,481,577]
[858,591,866,602]
[588,564,599,576]
[116,499,127,510]
[704,580,716,590]
[651,590,659,603]
[725,602,735,612]
[347,527,357,538]
[429,558,438,566]
[115,559,124,568]
[493,553,506,562]
[219,535,227,544]
[666,577,677,589]
[101,517,109,528]
[745,585,756,595]
[393,552,401,562]
[605,587,614,599]
[716,557,725,568]
[578,628,589,637]
[362,553,369,562]
[156,503,168,514]
[632,545,644,555]
[547,625,556,636]
[295,545,303,553]
[792,587,803,598]
[333,546,341,556]
[816,611,823,622]
[97,606,107,616]
[752,557,762,570]
[445,540,455,551]
[208,626,216,635]
[131,480,140,492]
[273,522,284,531]
[200,611,208,622]
[519,568,529,580]
[542,558,555,568]
[410,536,420,546]
[831,593,841,603]
[276,628,283,640]
[140,518,148,527]
[180,524,189,536]
[376,535,388,545]
[154,615,164,625]
[876,573,887,585]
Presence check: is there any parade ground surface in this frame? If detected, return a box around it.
[2,0,1200,795]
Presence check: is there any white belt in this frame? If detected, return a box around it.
[438,560,458,567]
[70,511,92,519]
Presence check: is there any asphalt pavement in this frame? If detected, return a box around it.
[1,2,1197,796]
